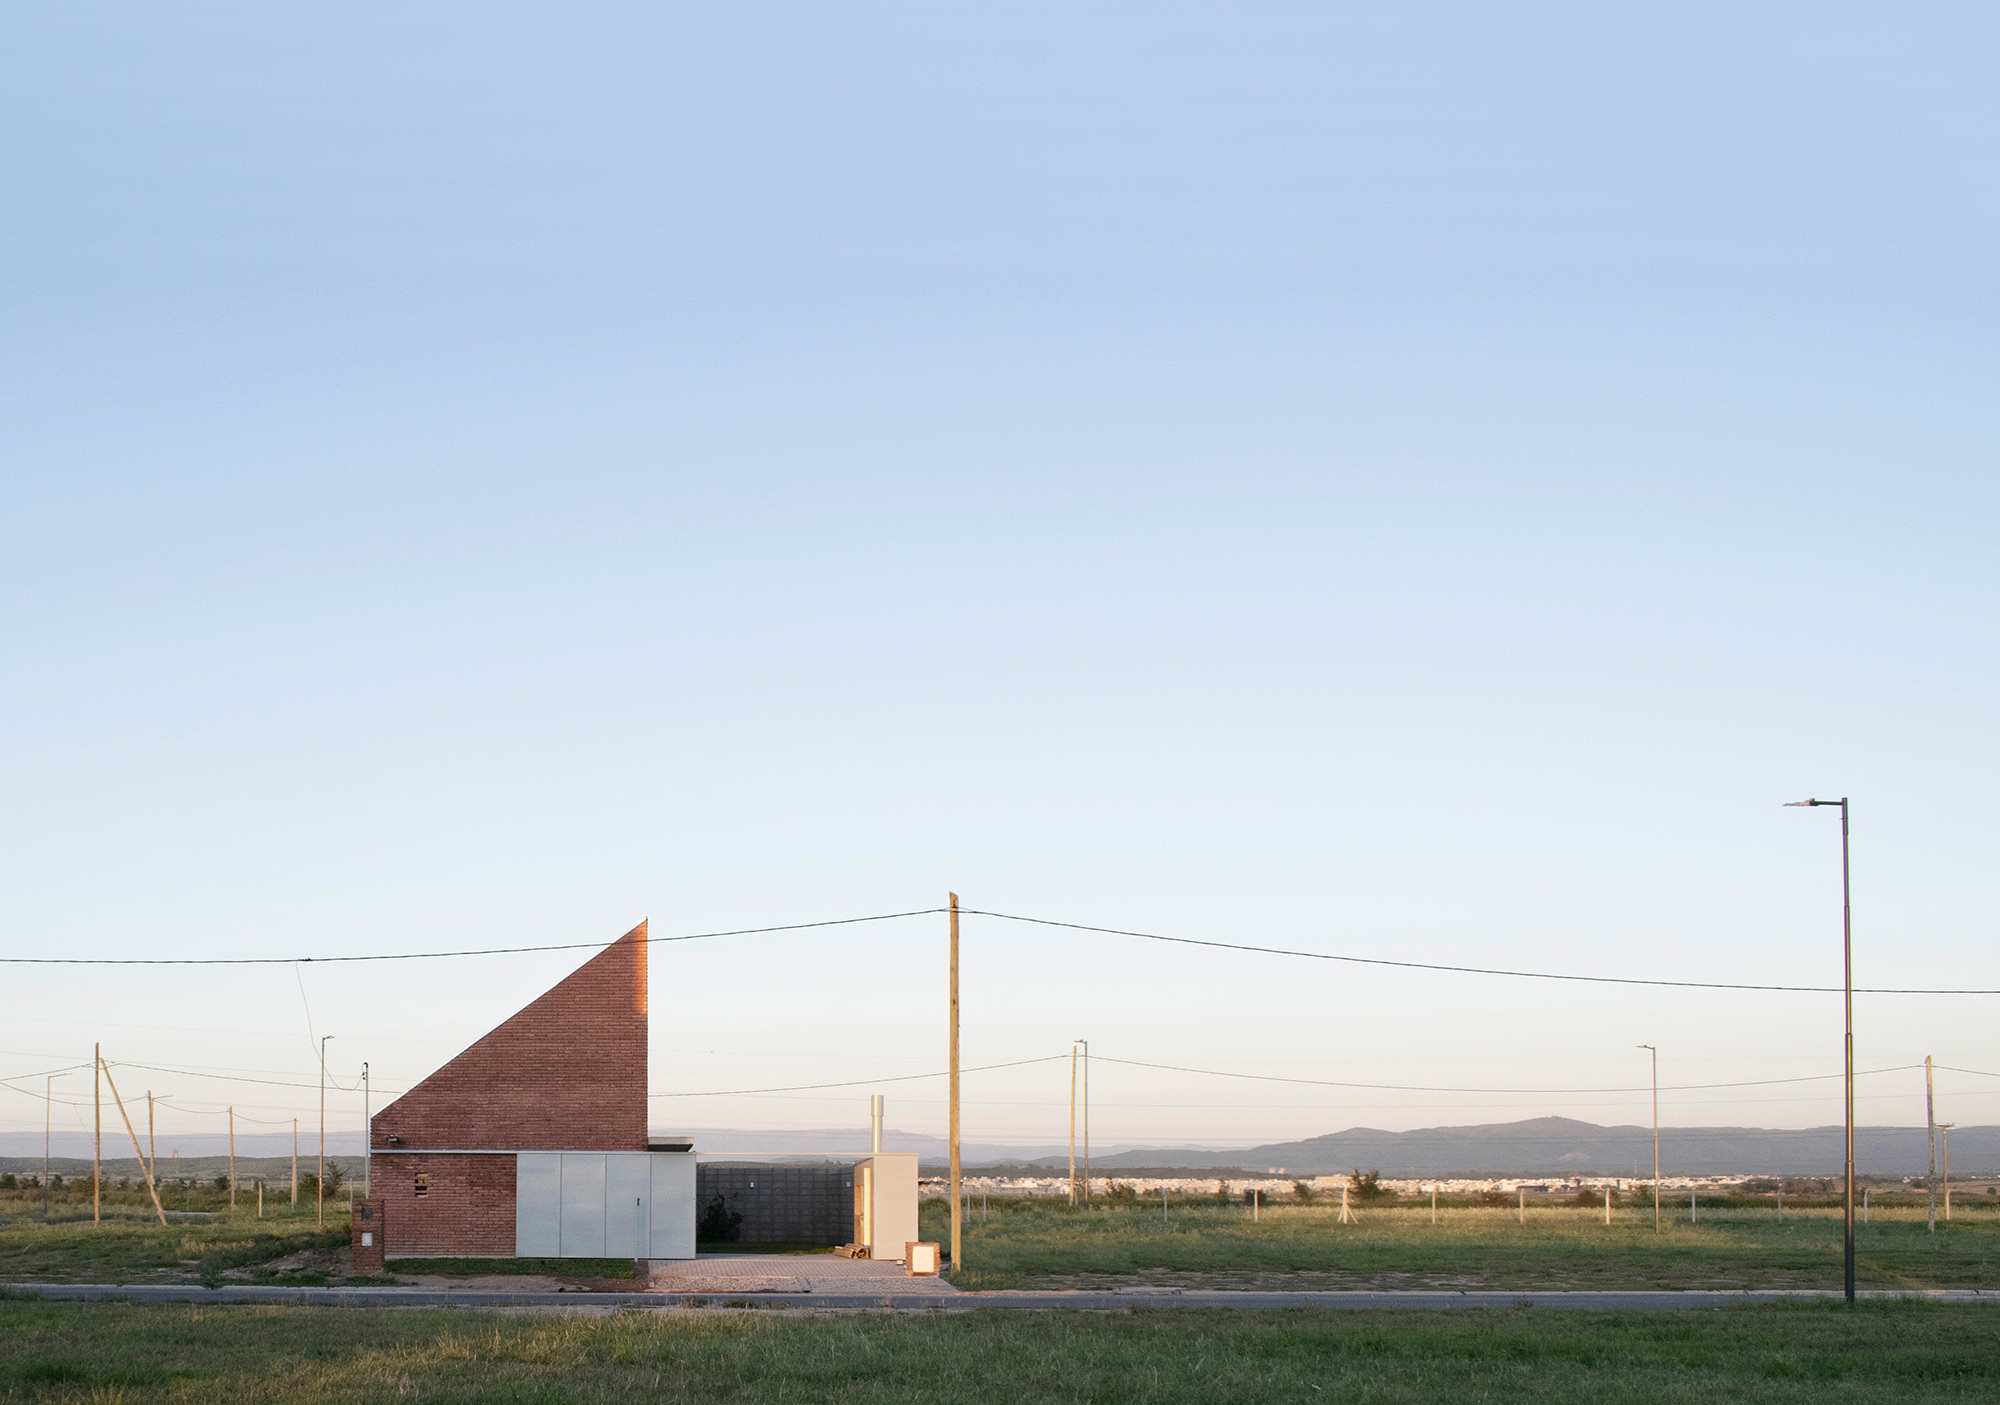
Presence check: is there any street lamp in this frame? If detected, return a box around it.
[319,1035,332,1229]
[1636,1045,1659,1232]
[1787,795,1854,1304]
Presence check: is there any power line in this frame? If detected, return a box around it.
[3,902,1994,994]
[0,908,948,966]
[647,1055,1068,1099]
[1090,1055,1928,1096]
[960,908,2000,995]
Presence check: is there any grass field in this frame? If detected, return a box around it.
[925,1197,2000,1292]
[1,1298,1996,1402]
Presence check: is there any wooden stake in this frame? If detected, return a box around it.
[948,892,960,1274]
[1431,1185,1437,1225]
[1604,1187,1611,1225]
[98,1058,167,1225]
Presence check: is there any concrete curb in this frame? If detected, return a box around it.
[7,1283,1998,1311]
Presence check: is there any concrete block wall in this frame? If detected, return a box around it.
[697,1163,853,1245]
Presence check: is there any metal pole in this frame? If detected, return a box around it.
[1639,1045,1658,1232]
[1941,1124,1954,1221]
[1841,798,1854,1303]
[363,1063,371,1199]
[319,1035,330,1228]
[948,893,960,1272]
[1787,796,1855,1300]
[1927,1056,1937,1233]
[43,1074,56,1219]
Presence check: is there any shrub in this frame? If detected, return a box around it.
[1213,1180,1233,1205]
[696,1195,742,1243]
[1291,1181,1315,1204]
[1104,1181,1140,1206]
[1349,1169,1395,1202]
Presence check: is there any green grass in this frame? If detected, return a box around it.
[926,1197,2000,1291]
[0,1202,347,1285]
[387,1257,637,1278]
[0,1299,1996,1402]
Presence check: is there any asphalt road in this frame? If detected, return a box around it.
[8,1283,1997,1311]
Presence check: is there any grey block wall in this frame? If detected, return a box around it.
[696,1163,853,1245]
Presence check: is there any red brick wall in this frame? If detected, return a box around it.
[372,922,648,1153]
[371,1154,517,1258]
[350,1198,384,1271]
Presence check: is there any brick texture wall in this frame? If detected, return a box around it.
[372,922,648,1153]
[698,1163,853,1245]
[350,1198,384,1272]
[372,1153,517,1258]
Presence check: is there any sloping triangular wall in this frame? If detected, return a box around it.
[372,921,649,1151]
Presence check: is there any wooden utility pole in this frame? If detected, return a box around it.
[948,892,961,1272]
[1081,1038,1090,1203]
[146,1092,156,1183]
[1068,1042,1078,1206]
[98,1058,167,1225]
[93,1042,101,1226]
[1926,1056,1937,1233]
[228,1107,236,1208]
[291,1119,298,1208]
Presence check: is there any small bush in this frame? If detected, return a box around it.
[1291,1181,1315,1204]
[696,1195,742,1243]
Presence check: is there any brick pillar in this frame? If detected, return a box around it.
[351,1198,385,1273]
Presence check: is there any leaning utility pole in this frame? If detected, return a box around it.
[948,892,961,1272]
[98,1057,168,1225]
[1926,1056,1937,1233]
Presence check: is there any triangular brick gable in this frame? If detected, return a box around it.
[373,921,648,1151]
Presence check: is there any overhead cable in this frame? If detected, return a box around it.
[0,908,949,965]
[960,908,2000,995]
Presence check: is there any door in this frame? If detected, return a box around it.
[605,1154,650,1260]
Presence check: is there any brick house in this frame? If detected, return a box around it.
[354,921,696,1268]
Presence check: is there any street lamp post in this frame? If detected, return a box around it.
[1787,796,1854,1304]
[1637,1045,1659,1232]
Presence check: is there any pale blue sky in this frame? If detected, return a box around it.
[3,3,1997,1157]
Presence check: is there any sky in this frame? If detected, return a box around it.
[2,2,1997,1165]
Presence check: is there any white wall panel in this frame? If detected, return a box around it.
[559,1153,608,1257]
[648,1153,697,1260]
[516,1153,562,1257]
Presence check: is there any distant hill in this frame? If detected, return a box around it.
[985,1117,2000,1178]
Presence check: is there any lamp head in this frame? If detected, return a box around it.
[1784,799,1820,807]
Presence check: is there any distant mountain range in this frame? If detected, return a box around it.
[1010,1117,2000,1178]
[6,1117,1991,1178]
